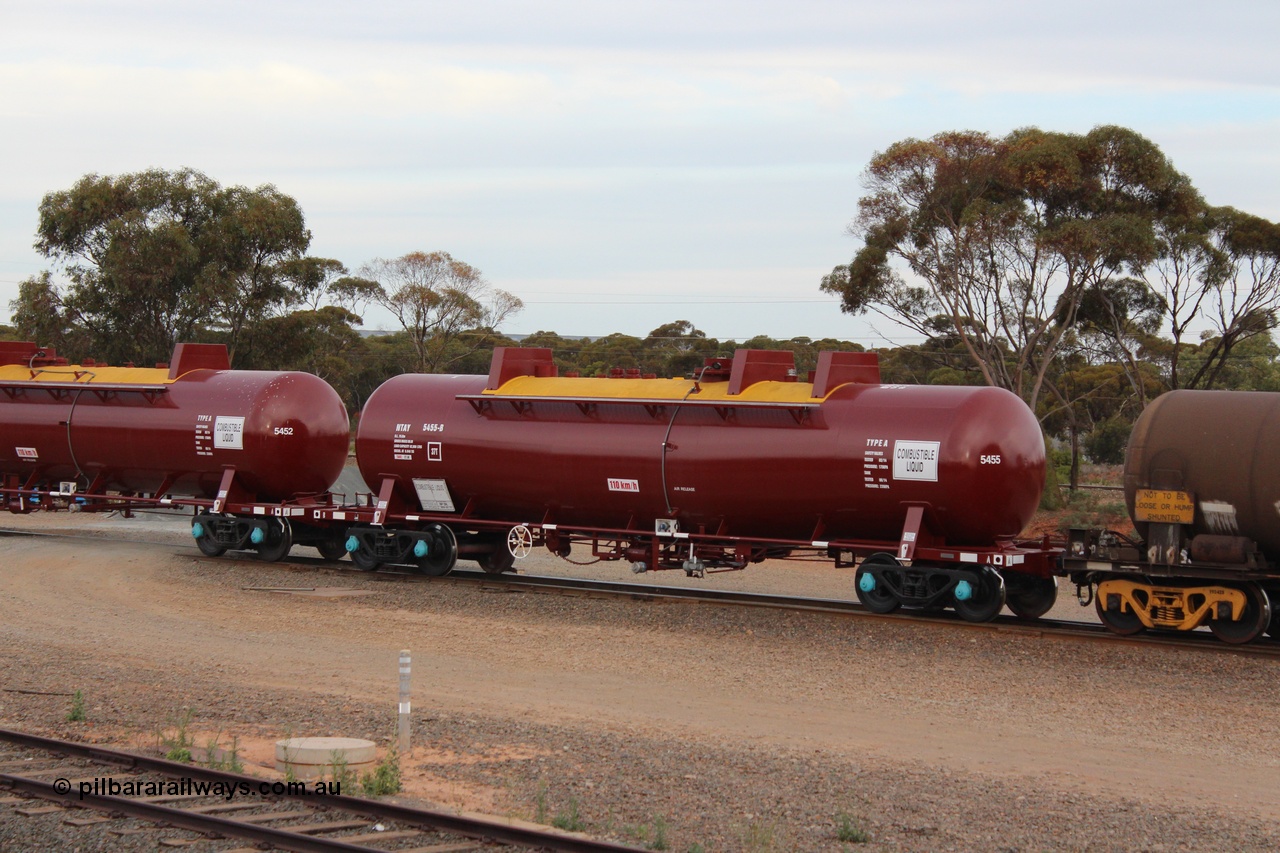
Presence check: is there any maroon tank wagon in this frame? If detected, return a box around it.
[338,347,1059,621]
[0,342,350,560]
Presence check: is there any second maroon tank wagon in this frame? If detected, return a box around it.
[348,347,1059,620]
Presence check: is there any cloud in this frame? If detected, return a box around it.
[2,0,1278,337]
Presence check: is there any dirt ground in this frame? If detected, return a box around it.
[2,511,1280,850]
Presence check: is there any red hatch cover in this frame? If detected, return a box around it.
[810,351,880,397]
[486,347,557,390]
[167,343,230,379]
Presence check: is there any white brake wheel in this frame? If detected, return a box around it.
[507,525,534,559]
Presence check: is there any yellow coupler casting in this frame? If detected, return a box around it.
[1097,579,1247,631]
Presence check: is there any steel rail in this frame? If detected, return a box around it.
[0,727,642,852]
[455,570,1280,657]
[0,773,379,853]
[232,552,1280,658]
[5,526,1279,657]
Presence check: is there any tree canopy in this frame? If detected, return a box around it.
[360,251,524,374]
[821,125,1280,478]
[29,169,325,365]
[820,126,1207,411]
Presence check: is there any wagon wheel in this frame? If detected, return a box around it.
[1094,584,1145,636]
[315,538,347,561]
[1005,575,1059,620]
[953,565,1006,623]
[254,518,293,562]
[191,518,226,557]
[196,536,226,558]
[349,539,381,572]
[854,552,902,614]
[415,523,458,577]
[1208,583,1272,645]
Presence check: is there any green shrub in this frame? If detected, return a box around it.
[836,812,870,843]
[360,746,402,796]
[66,690,86,723]
[160,708,196,763]
[553,797,586,832]
[1040,438,1067,510]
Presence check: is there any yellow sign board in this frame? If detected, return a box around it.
[1133,489,1195,524]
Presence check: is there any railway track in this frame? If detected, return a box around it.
[0,727,640,852]
[6,524,1280,658]
[342,561,1280,658]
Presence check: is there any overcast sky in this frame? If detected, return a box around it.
[2,1,1277,346]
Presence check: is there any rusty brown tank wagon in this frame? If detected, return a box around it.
[1064,390,1280,643]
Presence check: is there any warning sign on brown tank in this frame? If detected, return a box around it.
[1134,489,1194,524]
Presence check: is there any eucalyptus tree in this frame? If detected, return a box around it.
[249,306,368,402]
[821,131,1020,389]
[8,271,88,356]
[200,182,312,363]
[33,168,317,366]
[517,330,586,374]
[821,125,1197,412]
[1192,207,1280,388]
[279,256,352,311]
[640,320,717,377]
[360,251,523,374]
[576,332,645,377]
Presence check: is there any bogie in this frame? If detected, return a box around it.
[341,525,457,576]
[854,552,903,614]
[855,557,1008,623]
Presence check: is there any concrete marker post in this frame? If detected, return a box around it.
[398,649,411,755]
